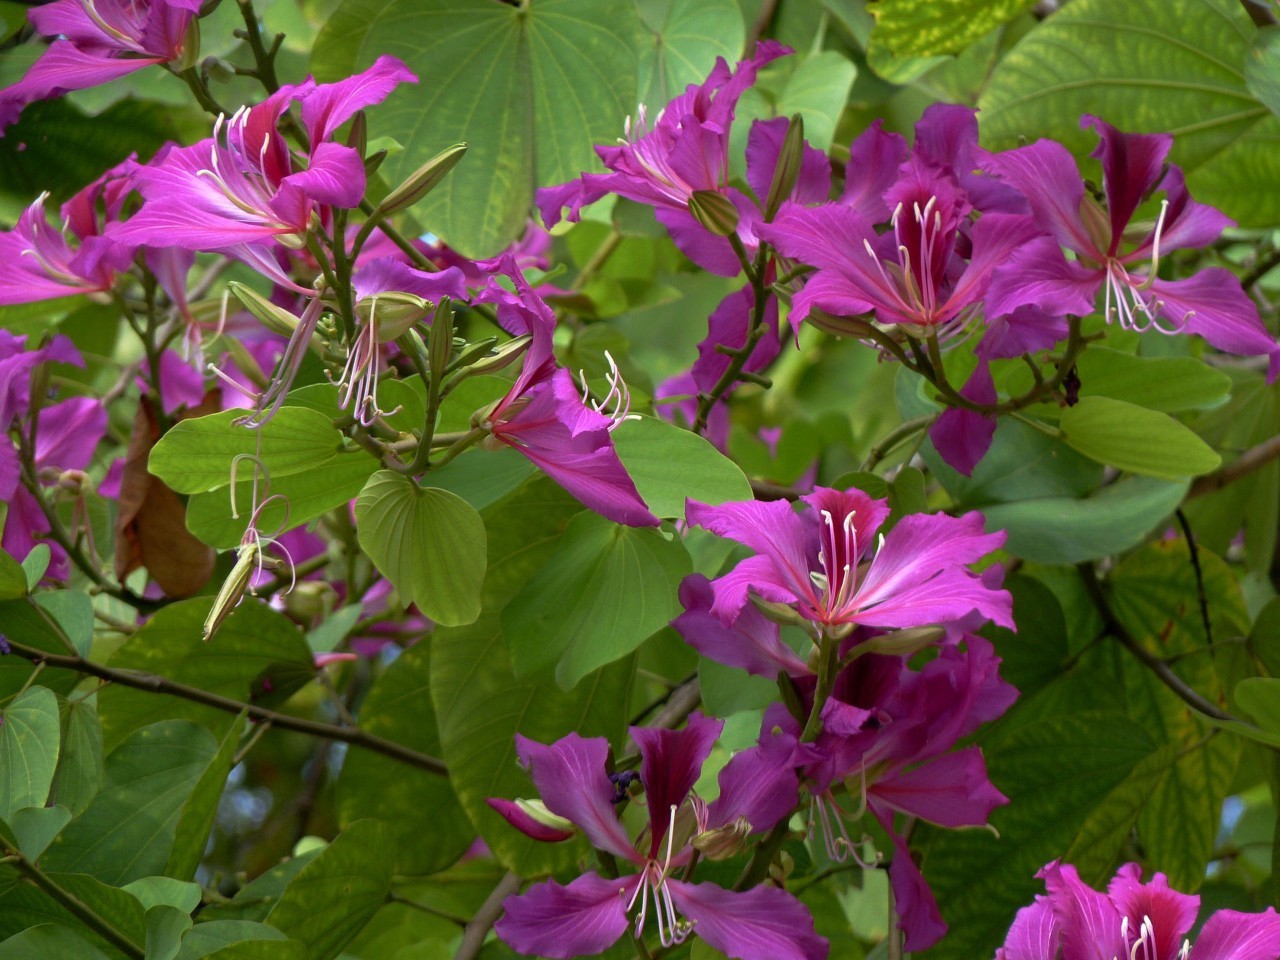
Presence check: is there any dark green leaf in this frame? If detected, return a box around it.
[312,0,643,256]
[6,806,70,861]
[165,720,242,881]
[355,472,487,627]
[0,924,111,960]
[1246,25,1280,119]
[1060,397,1220,479]
[264,819,396,960]
[431,613,633,874]
[33,592,93,657]
[174,921,296,960]
[0,686,60,820]
[0,550,26,600]
[41,721,218,885]
[197,852,322,925]
[336,644,472,876]
[869,0,1034,57]
[501,511,691,688]
[637,0,744,109]
[0,872,146,955]
[1238,678,1280,733]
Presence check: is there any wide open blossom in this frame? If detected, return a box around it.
[998,861,1280,960]
[684,485,1011,634]
[981,115,1280,379]
[473,258,658,527]
[109,56,415,267]
[537,42,793,276]
[489,713,826,960]
[0,0,201,134]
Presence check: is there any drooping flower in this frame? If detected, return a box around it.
[0,0,201,134]
[684,486,1011,634]
[473,258,658,527]
[997,861,1280,960]
[981,115,1280,379]
[489,713,826,960]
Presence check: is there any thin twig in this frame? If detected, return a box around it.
[1175,510,1214,649]
[2,637,449,776]
[1188,434,1280,499]
[453,871,521,960]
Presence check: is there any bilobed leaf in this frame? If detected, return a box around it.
[355,471,487,626]
[637,0,744,109]
[312,0,643,256]
[979,0,1280,227]
[185,452,375,549]
[0,686,60,820]
[775,51,857,152]
[1060,397,1220,479]
[869,0,1034,57]
[18,545,47,591]
[264,819,395,960]
[613,416,752,519]
[979,476,1189,564]
[502,510,691,688]
[7,805,70,861]
[336,644,472,876]
[98,598,313,750]
[149,407,347,495]
[40,720,219,885]
[916,712,1155,959]
[478,475,583,609]
[430,613,634,875]
[33,592,92,657]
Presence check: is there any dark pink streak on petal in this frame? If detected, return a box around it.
[495,872,636,959]
[630,712,722,858]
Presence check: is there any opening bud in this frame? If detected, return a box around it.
[356,292,430,343]
[176,17,201,72]
[452,334,532,382]
[764,114,805,221]
[688,189,740,237]
[515,799,575,835]
[862,626,945,658]
[749,592,808,628]
[375,143,468,218]
[283,580,337,623]
[692,816,751,860]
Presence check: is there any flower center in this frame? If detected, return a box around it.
[812,508,861,622]
[624,805,696,948]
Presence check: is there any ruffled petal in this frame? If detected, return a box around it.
[1191,908,1280,960]
[672,573,810,678]
[997,897,1061,960]
[1106,863,1198,959]
[1040,861,1126,960]
[495,872,637,959]
[666,880,828,960]
[300,54,417,144]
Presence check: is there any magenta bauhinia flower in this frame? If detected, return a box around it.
[109,56,415,260]
[537,41,793,276]
[488,713,826,960]
[474,258,658,527]
[998,861,1280,960]
[0,0,201,134]
[684,486,1011,634]
[981,115,1280,378]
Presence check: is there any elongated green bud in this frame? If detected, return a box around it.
[203,541,258,642]
[764,114,805,221]
[346,110,368,158]
[428,297,455,380]
[357,292,430,343]
[688,189,740,237]
[376,143,468,217]
[863,626,945,657]
[229,282,302,338]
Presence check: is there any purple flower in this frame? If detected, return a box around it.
[0,0,201,133]
[537,42,792,276]
[684,486,1012,634]
[109,56,415,260]
[474,259,658,527]
[981,116,1280,378]
[998,861,1280,960]
[489,714,826,960]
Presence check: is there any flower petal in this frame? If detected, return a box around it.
[1191,907,1280,960]
[485,798,576,843]
[300,55,417,144]
[666,879,828,960]
[980,139,1097,258]
[1039,860,1126,960]
[1081,115,1171,252]
[1106,863,1198,958]
[495,872,636,959]
[997,897,1061,960]
[672,573,810,679]
[630,713,723,857]
[871,746,1006,827]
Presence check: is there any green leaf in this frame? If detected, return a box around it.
[149,408,347,495]
[1072,348,1232,413]
[0,686,60,820]
[0,550,27,600]
[355,472,487,627]
[98,598,312,750]
[0,870,147,953]
[185,452,375,549]
[174,921,296,960]
[165,719,242,881]
[869,0,1034,57]
[312,0,643,256]
[917,712,1155,959]
[0,924,111,960]
[122,876,201,913]
[1237,678,1280,733]
[264,819,396,960]
[978,0,1280,227]
[197,851,322,925]
[7,805,71,861]
[775,51,857,152]
[40,720,219,885]
[0,601,83,701]
[336,644,472,876]
[18,546,48,591]
[197,942,306,960]
[1059,397,1220,479]
[33,592,93,657]
[426,447,537,513]
[613,416,752,519]
[1246,25,1280,119]
[979,475,1189,564]
[478,475,584,609]
[431,613,633,875]
[502,511,691,688]
[142,905,191,960]
[637,0,745,109]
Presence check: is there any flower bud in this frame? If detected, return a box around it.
[355,292,430,343]
[451,334,532,381]
[346,110,368,158]
[749,592,808,628]
[428,298,455,381]
[229,282,302,338]
[375,143,468,217]
[203,541,258,642]
[176,17,201,72]
[764,114,805,220]
[515,799,575,835]
[283,581,337,623]
[688,189,740,237]
[862,626,945,657]
[692,815,751,860]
